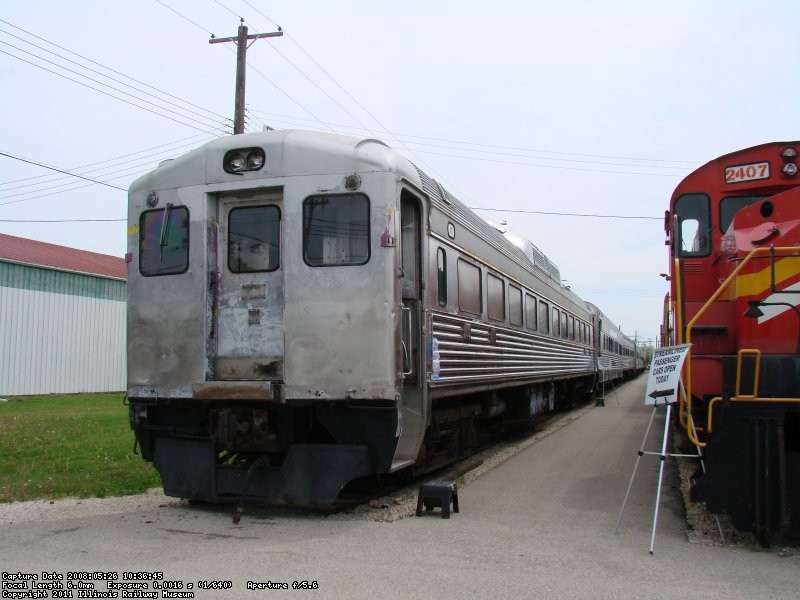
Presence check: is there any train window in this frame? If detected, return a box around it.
[509,285,523,326]
[552,308,560,336]
[457,259,482,315]
[673,193,710,257]
[139,205,189,277]
[569,316,575,340]
[437,248,447,306]
[228,205,280,273]
[720,196,769,232]
[487,274,505,321]
[538,301,549,333]
[303,193,369,266]
[525,294,537,331]
[561,312,568,339]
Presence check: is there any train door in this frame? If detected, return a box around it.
[214,191,284,381]
[394,188,427,468]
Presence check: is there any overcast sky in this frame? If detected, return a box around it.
[2,1,799,345]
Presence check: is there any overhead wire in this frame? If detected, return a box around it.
[0,152,128,194]
[0,20,230,133]
[0,133,210,188]
[415,149,682,177]
[231,1,474,200]
[0,5,679,226]
[233,0,695,197]
[0,48,226,135]
[471,207,660,220]
[0,136,214,203]
[0,218,125,223]
[238,108,699,167]
[0,41,227,134]
[153,0,216,37]
[246,109,691,176]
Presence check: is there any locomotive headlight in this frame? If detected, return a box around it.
[223,148,266,174]
[781,147,798,161]
[780,146,798,178]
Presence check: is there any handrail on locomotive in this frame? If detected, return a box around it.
[680,245,800,448]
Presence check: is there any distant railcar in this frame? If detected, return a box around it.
[126,130,642,506]
[664,141,800,542]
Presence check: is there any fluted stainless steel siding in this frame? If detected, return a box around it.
[430,312,594,386]
[0,261,125,396]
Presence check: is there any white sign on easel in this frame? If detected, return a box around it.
[644,344,691,405]
[618,343,697,554]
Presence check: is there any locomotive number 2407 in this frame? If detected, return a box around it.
[725,161,770,184]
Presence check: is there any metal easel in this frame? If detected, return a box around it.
[614,390,698,554]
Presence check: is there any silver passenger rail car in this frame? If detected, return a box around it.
[127,130,620,506]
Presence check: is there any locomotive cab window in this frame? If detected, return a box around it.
[673,193,711,257]
[139,205,189,277]
[303,193,369,266]
[720,195,769,232]
[228,205,280,272]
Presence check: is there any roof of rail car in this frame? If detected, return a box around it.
[128,129,421,193]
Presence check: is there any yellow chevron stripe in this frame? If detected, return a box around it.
[735,257,800,297]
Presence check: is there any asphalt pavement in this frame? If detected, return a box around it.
[2,375,798,599]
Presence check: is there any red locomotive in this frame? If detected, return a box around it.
[664,142,800,543]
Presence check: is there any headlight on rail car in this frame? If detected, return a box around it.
[223,148,266,174]
[780,146,798,178]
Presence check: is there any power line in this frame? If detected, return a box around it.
[232,2,474,200]
[153,0,216,37]
[471,207,661,220]
[0,218,125,223]
[0,151,127,194]
[0,48,226,135]
[0,40,227,133]
[0,163,149,202]
[416,148,681,177]
[0,19,230,127]
[0,180,121,206]
[0,133,210,188]
[245,60,336,133]
[246,109,696,165]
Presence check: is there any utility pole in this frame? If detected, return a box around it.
[210,19,283,134]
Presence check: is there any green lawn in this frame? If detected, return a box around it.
[0,393,161,503]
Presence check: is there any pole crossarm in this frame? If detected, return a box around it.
[209,31,283,44]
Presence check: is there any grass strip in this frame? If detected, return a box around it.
[0,393,161,502]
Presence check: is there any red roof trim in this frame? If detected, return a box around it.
[0,233,126,280]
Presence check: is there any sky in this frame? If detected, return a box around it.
[2,0,799,347]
